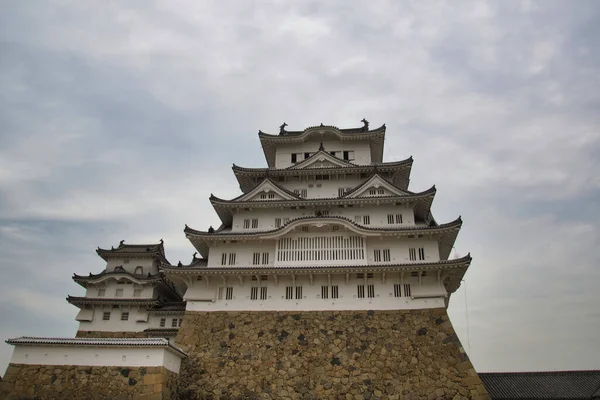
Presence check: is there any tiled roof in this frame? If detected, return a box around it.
[6,337,187,357]
[258,123,386,137]
[479,371,600,399]
[95,240,170,263]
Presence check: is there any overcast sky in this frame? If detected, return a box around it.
[1,0,599,375]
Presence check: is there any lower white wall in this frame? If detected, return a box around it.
[10,345,183,373]
[185,273,447,312]
[78,311,183,333]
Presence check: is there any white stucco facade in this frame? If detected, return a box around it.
[8,341,185,373]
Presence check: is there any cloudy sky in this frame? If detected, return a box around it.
[1,0,599,375]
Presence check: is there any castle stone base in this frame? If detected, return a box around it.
[176,308,489,399]
[0,364,178,400]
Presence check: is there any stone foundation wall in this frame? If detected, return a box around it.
[0,364,179,400]
[75,330,149,338]
[176,309,489,399]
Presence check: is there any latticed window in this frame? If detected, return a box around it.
[103,312,111,321]
[243,219,250,229]
[275,218,282,228]
[321,286,328,299]
[171,318,178,327]
[285,286,293,300]
[367,284,375,298]
[133,289,142,297]
[253,253,260,265]
[277,236,365,263]
[404,284,412,297]
[160,318,166,327]
[394,284,401,297]
[418,248,425,260]
[97,288,106,297]
[331,286,339,299]
[260,287,268,300]
[357,285,365,298]
[383,249,391,262]
[295,286,303,300]
[251,287,258,300]
[409,248,417,261]
[228,253,236,265]
[226,287,233,300]
[374,249,381,262]
[121,312,129,321]
[261,252,269,264]
[115,289,124,297]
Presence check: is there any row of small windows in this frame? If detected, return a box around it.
[220,247,425,267]
[97,288,143,297]
[214,283,413,302]
[243,213,404,230]
[252,252,270,265]
[160,318,183,328]
[259,192,276,200]
[291,151,355,163]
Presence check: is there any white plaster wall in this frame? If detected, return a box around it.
[105,258,158,275]
[275,139,372,168]
[77,306,183,332]
[85,281,155,299]
[185,273,446,312]
[231,204,416,233]
[279,177,367,199]
[206,234,439,268]
[10,346,182,373]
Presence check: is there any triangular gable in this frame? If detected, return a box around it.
[235,179,299,202]
[343,175,410,198]
[289,151,356,170]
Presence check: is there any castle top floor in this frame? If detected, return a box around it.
[259,121,386,168]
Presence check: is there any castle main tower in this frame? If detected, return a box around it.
[164,121,489,399]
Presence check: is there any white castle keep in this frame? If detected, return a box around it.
[69,120,470,338]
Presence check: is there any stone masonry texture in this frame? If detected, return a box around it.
[0,364,179,400]
[176,308,489,400]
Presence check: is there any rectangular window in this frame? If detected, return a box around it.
[387,214,394,224]
[275,218,282,228]
[243,219,250,229]
[171,318,178,328]
[315,174,330,180]
[338,187,350,197]
[321,286,328,299]
[294,189,307,198]
[291,153,297,163]
[268,193,275,199]
[121,312,129,321]
[418,248,425,260]
[253,252,260,265]
[357,285,365,298]
[363,215,370,225]
[221,253,228,265]
[283,217,290,225]
[285,286,293,300]
[409,248,417,261]
[133,289,142,297]
[383,249,391,262]
[260,287,268,300]
[262,252,269,264]
[331,285,339,299]
[250,287,258,300]
[218,287,224,300]
[160,318,166,327]
[251,219,258,229]
[228,253,236,265]
[226,287,233,300]
[394,284,401,298]
[404,283,412,297]
[396,214,403,224]
[115,289,124,297]
[260,193,267,199]
[343,151,355,161]
[374,249,381,262]
[295,286,303,300]
[103,312,111,321]
[367,284,375,298]
[97,288,106,297]
[301,226,309,232]
[354,215,361,223]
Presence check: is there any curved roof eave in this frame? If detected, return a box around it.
[184,215,461,239]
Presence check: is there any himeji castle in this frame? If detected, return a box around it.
[3,120,500,399]
[163,120,469,314]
